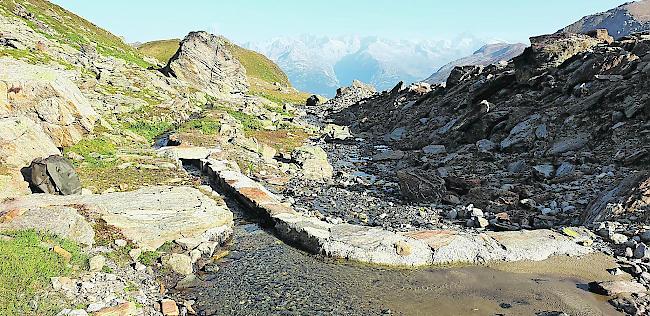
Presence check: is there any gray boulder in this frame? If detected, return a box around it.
[163,31,249,95]
[291,145,333,183]
[22,155,81,195]
[397,169,447,202]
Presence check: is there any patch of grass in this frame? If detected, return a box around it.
[124,281,138,293]
[225,41,289,86]
[136,39,180,64]
[76,164,194,194]
[251,84,311,107]
[0,230,87,315]
[178,118,221,135]
[248,129,310,153]
[124,120,174,143]
[138,251,160,266]
[0,48,75,70]
[64,137,117,168]
[100,85,161,106]
[214,105,263,132]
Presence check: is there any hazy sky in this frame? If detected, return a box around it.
[51,0,629,44]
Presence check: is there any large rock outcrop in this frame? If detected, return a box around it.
[163,31,249,95]
[0,58,98,147]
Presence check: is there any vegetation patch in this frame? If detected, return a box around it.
[213,105,264,131]
[136,39,180,64]
[225,42,290,86]
[248,129,310,153]
[0,230,87,315]
[124,120,174,143]
[178,118,221,135]
[64,137,117,168]
[76,164,194,194]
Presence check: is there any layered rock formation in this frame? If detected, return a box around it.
[163,31,250,95]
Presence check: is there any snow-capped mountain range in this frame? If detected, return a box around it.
[244,34,493,96]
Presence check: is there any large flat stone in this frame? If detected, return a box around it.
[0,205,95,245]
[157,146,220,161]
[406,229,591,264]
[1,186,233,250]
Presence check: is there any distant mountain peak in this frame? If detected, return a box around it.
[246,35,487,96]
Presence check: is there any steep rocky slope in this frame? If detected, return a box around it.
[329,30,649,227]
[424,42,527,84]
[559,0,650,39]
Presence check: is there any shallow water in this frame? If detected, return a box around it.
[174,197,622,316]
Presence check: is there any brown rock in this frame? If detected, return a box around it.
[161,299,180,316]
[52,245,71,263]
[397,168,446,202]
[94,302,137,316]
[394,240,412,256]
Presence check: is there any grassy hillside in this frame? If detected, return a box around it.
[0,0,152,67]
[136,39,180,64]
[224,41,290,86]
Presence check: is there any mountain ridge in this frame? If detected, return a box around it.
[559,0,650,38]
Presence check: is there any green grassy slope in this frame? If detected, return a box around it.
[224,41,290,86]
[0,0,152,67]
[136,39,180,64]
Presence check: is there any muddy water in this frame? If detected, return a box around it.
[175,196,622,316]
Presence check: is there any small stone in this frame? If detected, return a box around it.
[164,254,194,276]
[129,248,142,261]
[53,246,72,263]
[626,247,634,257]
[114,239,127,247]
[533,164,554,179]
[475,217,489,228]
[51,277,72,291]
[89,255,105,272]
[476,139,496,153]
[446,209,458,220]
[190,249,202,263]
[86,302,105,313]
[422,145,446,155]
[610,233,628,245]
[175,274,200,290]
[134,262,147,272]
[394,241,412,256]
[161,299,180,316]
[470,208,484,218]
[635,243,649,259]
[641,231,650,242]
[94,302,136,316]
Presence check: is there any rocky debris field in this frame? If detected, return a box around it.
[291,30,650,315]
